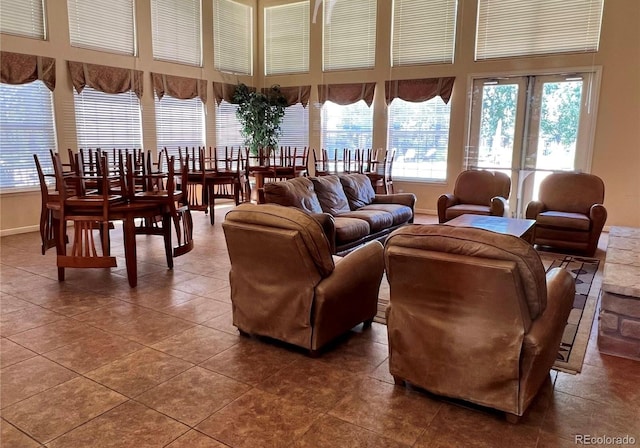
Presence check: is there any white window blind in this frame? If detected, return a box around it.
[264,1,309,75]
[151,0,201,66]
[0,81,56,189]
[0,0,45,39]
[388,98,450,180]
[67,0,136,55]
[476,0,604,60]
[279,104,309,149]
[156,95,205,157]
[213,0,253,75]
[321,100,373,152]
[74,87,142,149]
[392,0,457,66]
[323,0,376,71]
[215,101,244,147]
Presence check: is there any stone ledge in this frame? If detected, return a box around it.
[597,332,640,360]
[620,318,640,340]
[601,292,640,318]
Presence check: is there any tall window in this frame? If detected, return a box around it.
[213,0,252,74]
[321,101,373,153]
[388,98,450,181]
[476,0,604,60]
[392,0,457,66]
[0,0,46,39]
[279,104,309,149]
[155,96,205,155]
[151,0,201,66]
[0,81,56,189]
[215,101,244,148]
[264,1,309,75]
[74,88,142,148]
[323,0,376,71]
[67,0,136,55]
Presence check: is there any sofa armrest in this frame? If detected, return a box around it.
[437,193,458,223]
[310,212,336,254]
[589,204,607,230]
[490,196,509,217]
[525,200,545,220]
[373,193,416,209]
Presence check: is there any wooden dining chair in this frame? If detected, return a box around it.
[313,148,330,176]
[34,154,60,255]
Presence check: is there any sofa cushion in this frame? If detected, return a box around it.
[339,174,376,209]
[338,210,393,232]
[360,203,412,226]
[537,211,591,231]
[445,204,491,221]
[333,217,370,245]
[263,177,323,214]
[311,175,351,215]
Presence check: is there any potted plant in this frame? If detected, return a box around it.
[233,83,287,158]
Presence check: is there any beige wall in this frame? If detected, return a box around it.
[1,0,639,234]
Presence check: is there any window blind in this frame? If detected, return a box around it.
[215,101,245,147]
[264,1,309,75]
[321,100,373,152]
[388,98,450,180]
[156,95,205,157]
[476,0,604,60]
[279,104,309,149]
[74,87,142,149]
[323,0,376,71]
[0,0,45,39]
[392,0,457,66]
[151,0,201,66]
[0,81,56,189]
[67,0,136,55]
[213,0,253,75]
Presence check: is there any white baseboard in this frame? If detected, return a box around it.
[1,225,39,237]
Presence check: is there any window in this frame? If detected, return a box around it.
[264,1,309,75]
[155,95,205,156]
[0,0,45,39]
[323,0,376,71]
[388,98,450,181]
[321,101,373,153]
[475,0,604,60]
[213,0,252,75]
[215,101,244,147]
[74,87,142,148]
[279,104,309,149]
[151,0,201,66]
[0,81,56,189]
[67,0,136,55]
[392,0,457,66]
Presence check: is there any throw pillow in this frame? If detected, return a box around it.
[339,173,376,209]
[310,175,351,215]
[263,177,323,214]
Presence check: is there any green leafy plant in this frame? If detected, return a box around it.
[233,83,287,156]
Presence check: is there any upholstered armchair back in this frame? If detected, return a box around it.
[454,170,511,205]
[538,172,605,214]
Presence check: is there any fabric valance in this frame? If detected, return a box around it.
[68,61,143,98]
[0,51,55,91]
[318,82,376,106]
[213,82,252,105]
[152,73,207,103]
[385,77,455,105]
[261,85,311,107]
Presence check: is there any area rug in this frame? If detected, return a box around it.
[374,255,601,374]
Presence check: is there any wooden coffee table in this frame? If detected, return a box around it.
[445,214,536,244]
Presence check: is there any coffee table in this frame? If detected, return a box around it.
[445,214,536,244]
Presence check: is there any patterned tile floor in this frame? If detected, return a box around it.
[1,206,639,447]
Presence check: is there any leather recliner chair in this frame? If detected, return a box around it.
[223,203,384,354]
[437,170,511,223]
[525,172,607,257]
[384,224,574,419]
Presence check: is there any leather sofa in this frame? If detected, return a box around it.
[525,172,607,257]
[223,203,384,354]
[384,224,575,419]
[437,170,511,223]
[263,174,415,255]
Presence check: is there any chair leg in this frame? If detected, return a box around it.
[393,375,405,386]
[363,318,373,328]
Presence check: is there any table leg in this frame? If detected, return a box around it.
[163,212,174,269]
[122,216,138,287]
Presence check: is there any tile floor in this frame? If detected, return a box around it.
[1,206,639,447]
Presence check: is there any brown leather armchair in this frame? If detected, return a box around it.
[223,203,384,354]
[525,172,606,257]
[437,170,511,223]
[384,225,574,419]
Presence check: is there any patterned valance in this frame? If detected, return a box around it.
[68,61,143,98]
[385,77,456,105]
[0,51,55,91]
[318,82,376,106]
[152,73,207,103]
[261,85,311,107]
